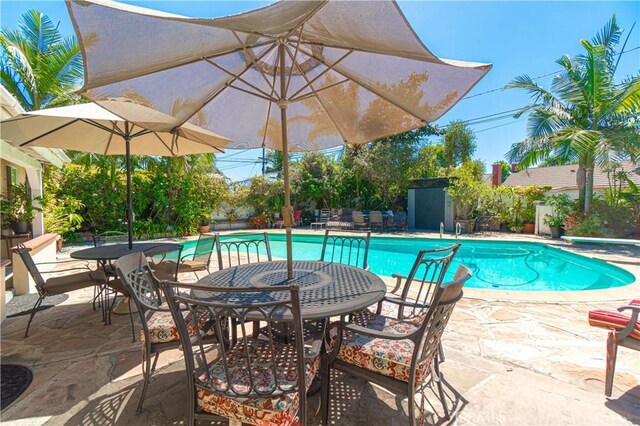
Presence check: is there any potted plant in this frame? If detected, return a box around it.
[543,194,572,238]
[0,183,43,234]
[198,215,211,233]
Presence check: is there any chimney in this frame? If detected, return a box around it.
[511,162,519,173]
[492,163,502,187]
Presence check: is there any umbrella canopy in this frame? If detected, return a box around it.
[67,0,492,276]
[1,100,231,247]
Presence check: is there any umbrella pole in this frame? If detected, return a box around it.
[279,42,293,280]
[125,132,133,249]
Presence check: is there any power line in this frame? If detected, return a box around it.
[462,45,639,101]
[475,120,521,134]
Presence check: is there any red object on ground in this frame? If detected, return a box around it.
[588,300,640,340]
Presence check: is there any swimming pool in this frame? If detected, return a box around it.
[182,234,635,291]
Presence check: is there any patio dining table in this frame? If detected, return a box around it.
[192,260,386,321]
[70,242,182,322]
[70,242,183,262]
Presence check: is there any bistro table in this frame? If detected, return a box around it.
[71,242,182,321]
[70,242,182,262]
[192,260,386,321]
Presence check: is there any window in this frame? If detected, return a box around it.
[6,165,17,192]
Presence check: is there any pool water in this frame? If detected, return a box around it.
[181,234,635,291]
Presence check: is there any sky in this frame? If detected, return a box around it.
[2,1,639,181]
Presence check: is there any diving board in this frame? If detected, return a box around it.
[562,236,640,246]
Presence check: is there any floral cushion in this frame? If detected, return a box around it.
[142,308,218,344]
[197,339,320,426]
[337,310,428,383]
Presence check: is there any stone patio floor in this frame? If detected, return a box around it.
[1,231,639,425]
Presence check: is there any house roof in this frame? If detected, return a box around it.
[503,161,640,190]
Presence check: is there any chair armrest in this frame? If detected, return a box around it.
[618,305,640,313]
[342,322,416,340]
[381,296,430,310]
[179,253,192,262]
[616,306,640,340]
[390,273,407,294]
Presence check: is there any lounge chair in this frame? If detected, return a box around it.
[352,211,367,230]
[369,210,384,231]
[155,233,216,279]
[273,209,303,228]
[588,299,640,396]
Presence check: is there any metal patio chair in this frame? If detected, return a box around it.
[154,233,215,279]
[320,230,371,270]
[15,243,108,337]
[214,232,272,270]
[114,252,222,413]
[159,281,322,425]
[322,254,470,425]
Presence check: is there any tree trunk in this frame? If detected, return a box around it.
[576,164,586,212]
[584,166,594,213]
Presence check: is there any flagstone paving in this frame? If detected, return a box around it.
[1,233,638,425]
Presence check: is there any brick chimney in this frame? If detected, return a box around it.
[492,163,502,187]
[511,162,519,173]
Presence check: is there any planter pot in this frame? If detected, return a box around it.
[11,221,29,234]
[523,223,535,234]
[456,219,476,234]
[1,228,13,237]
[198,225,210,233]
[56,238,63,252]
[549,226,564,239]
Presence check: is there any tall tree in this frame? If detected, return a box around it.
[507,15,640,212]
[441,120,477,172]
[1,10,83,110]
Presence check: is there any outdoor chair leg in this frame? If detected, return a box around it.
[92,285,103,311]
[605,331,618,397]
[407,388,417,426]
[433,357,450,420]
[24,295,45,338]
[127,298,136,342]
[438,341,446,363]
[321,355,330,425]
[137,344,157,413]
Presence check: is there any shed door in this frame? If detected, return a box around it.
[414,188,445,230]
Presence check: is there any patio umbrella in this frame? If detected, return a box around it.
[0,100,231,248]
[66,0,492,278]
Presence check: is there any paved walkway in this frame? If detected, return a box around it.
[1,232,638,424]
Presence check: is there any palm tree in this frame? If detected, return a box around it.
[1,10,83,110]
[507,15,640,212]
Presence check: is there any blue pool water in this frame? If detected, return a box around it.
[182,234,635,291]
